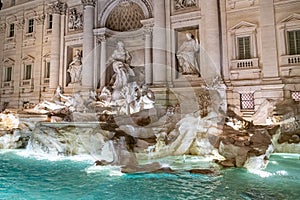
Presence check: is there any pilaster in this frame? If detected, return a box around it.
[142,20,153,85]
[97,34,106,88]
[152,0,167,85]
[200,0,221,78]
[33,13,45,101]
[259,0,279,78]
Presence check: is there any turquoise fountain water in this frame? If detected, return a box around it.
[0,150,299,200]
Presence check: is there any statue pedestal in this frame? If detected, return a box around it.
[173,74,206,88]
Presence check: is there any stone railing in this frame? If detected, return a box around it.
[21,79,33,87]
[2,81,13,88]
[280,55,300,65]
[231,58,259,69]
[6,37,15,43]
[25,33,34,38]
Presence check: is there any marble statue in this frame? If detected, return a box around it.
[110,61,130,90]
[67,49,82,85]
[176,32,200,75]
[98,86,112,106]
[107,41,133,68]
[52,85,63,104]
[139,84,155,110]
[107,42,135,101]
[32,86,66,113]
[107,41,135,85]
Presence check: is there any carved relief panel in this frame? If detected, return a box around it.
[67,7,83,33]
[174,0,198,11]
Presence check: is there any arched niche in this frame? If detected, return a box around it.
[98,0,153,29]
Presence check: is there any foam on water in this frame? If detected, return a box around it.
[85,165,123,176]
[15,149,95,163]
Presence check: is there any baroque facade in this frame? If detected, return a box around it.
[0,0,300,119]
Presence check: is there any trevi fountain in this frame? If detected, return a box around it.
[0,4,299,198]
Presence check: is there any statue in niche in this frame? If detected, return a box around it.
[68,8,83,30]
[176,32,200,75]
[175,0,196,10]
[67,49,82,85]
[107,41,135,100]
[107,41,134,70]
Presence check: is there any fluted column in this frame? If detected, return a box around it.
[152,0,166,85]
[98,35,107,88]
[49,1,67,89]
[144,26,153,85]
[81,0,95,89]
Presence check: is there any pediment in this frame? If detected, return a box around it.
[6,15,17,24]
[230,21,257,31]
[3,58,15,66]
[43,53,51,58]
[280,13,300,24]
[22,55,35,62]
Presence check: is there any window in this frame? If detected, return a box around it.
[28,19,34,33]
[45,62,50,78]
[24,64,32,80]
[48,14,53,29]
[238,36,251,59]
[291,91,300,101]
[288,30,300,55]
[240,93,254,110]
[9,23,14,37]
[5,67,12,81]
[230,21,258,64]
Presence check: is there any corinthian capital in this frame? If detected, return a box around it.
[96,35,106,44]
[49,0,68,15]
[81,0,96,7]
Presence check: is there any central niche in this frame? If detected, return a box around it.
[105,1,145,32]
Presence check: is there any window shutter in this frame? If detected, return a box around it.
[238,36,251,59]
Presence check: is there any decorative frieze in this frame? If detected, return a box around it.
[35,15,45,25]
[15,19,25,29]
[81,0,96,7]
[49,1,67,15]
[0,23,6,34]
[68,8,83,31]
[174,0,197,10]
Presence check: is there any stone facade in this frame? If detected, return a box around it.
[0,0,299,120]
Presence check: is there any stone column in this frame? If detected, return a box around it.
[144,26,153,85]
[98,35,107,88]
[200,0,221,77]
[49,1,67,89]
[81,0,96,89]
[152,0,166,85]
[0,23,6,86]
[33,14,45,101]
[259,0,279,78]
